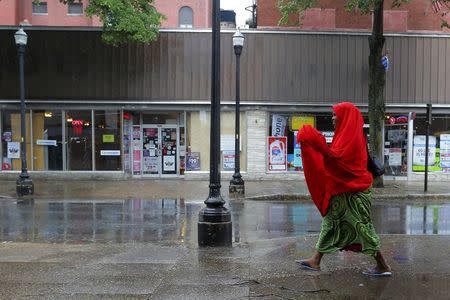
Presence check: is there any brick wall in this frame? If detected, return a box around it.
[1,0,208,29]
[154,0,211,28]
[0,0,19,25]
[259,0,448,32]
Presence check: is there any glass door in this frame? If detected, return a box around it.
[384,123,409,177]
[161,126,178,175]
[142,126,160,176]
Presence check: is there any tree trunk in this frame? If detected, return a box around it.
[368,0,385,188]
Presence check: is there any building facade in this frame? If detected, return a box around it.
[1,28,449,181]
[258,0,450,33]
[0,0,211,29]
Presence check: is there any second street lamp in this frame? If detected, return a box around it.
[14,27,34,198]
[229,29,245,197]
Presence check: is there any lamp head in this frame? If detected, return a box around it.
[14,27,28,47]
[233,29,244,55]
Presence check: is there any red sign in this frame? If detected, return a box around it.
[268,136,287,172]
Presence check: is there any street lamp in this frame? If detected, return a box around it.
[198,0,232,247]
[15,27,34,198]
[229,29,245,197]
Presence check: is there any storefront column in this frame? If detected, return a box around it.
[246,110,268,180]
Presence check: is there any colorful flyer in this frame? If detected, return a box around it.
[268,136,287,171]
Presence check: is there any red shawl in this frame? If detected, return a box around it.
[297,102,373,216]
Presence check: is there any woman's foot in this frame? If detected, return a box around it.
[296,258,321,271]
[364,251,392,276]
[296,251,323,270]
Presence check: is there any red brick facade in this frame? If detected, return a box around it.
[0,0,211,28]
[259,0,450,32]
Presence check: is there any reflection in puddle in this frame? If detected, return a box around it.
[0,200,449,244]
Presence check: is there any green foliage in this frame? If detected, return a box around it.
[35,0,165,46]
[277,0,317,25]
[85,0,165,46]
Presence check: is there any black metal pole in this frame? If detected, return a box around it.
[229,46,244,196]
[16,43,34,198]
[424,103,432,193]
[198,0,232,247]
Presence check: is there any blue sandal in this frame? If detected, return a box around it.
[362,268,392,277]
[296,260,320,271]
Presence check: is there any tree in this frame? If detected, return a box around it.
[278,0,410,187]
[36,0,165,46]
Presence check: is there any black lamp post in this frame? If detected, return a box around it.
[15,27,34,198]
[229,29,245,197]
[198,0,232,247]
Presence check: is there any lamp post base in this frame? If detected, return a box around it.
[16,174,34,198]
[229,175,245,197]
[198,206,232,247]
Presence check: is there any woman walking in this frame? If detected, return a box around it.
[296,102,391,276]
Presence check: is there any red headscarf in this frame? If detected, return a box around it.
[297,102,373,216]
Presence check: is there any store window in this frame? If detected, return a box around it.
[186,111,247,172]
[32,2,48,14]
[179,6,193,28]
[1,111,30,171]
[94,111,122,171]
[268,113,338,172]
[66,111,92,170]
[412,114,450,173]
[32,110,63,171]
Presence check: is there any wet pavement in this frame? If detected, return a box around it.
[1,199,450,244]
[0,197,450,299]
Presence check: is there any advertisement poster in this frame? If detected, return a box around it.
[223,151,235,171]
[413,135,436,166]
[186,152,201,171]
[2,132,11,142]
[132,126,141,175]
[268,136,287,171]
[388,148,402,166]
[440,134,450,169]
[102,134,115,143]
[163,156,176,172]
[293,131,302,168]
[322,131,334,144]
[291,116,315,131]
[7,142,20,159]
[271,114,287,136]
[143,156,158,173]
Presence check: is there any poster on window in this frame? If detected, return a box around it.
[163,156,176,172]
[271,114,287,136]
[291,116,315,131]
[7,142,20,159]
[132,126,141,175]
[186,152,200,171]
[223,151,235,171]
[293,131,302,168]
[388,148,402,166]
[268,136,287,171]
[440,134,450,169]
[413,135,436,166]
[143,156,158,173]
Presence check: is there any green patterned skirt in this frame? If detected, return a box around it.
[316,189,380,256]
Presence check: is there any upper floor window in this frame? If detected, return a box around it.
[68,2,84,15]
[179,6,193,28]
[32,2,48,14]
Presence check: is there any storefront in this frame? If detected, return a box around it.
[0,109,188,178]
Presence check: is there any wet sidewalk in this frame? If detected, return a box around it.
[0,178,449,202]
[0,197,449,299]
